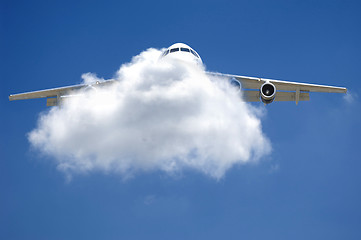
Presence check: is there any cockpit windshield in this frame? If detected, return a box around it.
[190,49,199,58]
[162,47,200,59]
[162,49,169,56]
[170,48,179,53]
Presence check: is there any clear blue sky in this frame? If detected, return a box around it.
[1,0,361,239]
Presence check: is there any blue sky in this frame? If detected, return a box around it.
[1,0,361,239]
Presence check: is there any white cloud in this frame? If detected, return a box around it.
[28,48,271,179]
[343,91,357,104]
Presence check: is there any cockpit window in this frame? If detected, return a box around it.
[162,46,200,60]
[170,48,179,53]
[190,49,199,58]
[162,49,169,56]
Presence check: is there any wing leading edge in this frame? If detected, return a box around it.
[208,72,347,104]
[9,73,347,106]
[9,80,117,106]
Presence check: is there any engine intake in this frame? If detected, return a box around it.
[260,82,276,104]
[230,78,241,91]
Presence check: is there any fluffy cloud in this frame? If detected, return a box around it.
[28,48,271,179]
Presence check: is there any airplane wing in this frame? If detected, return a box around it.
[9,80,117,106]
[9,73,347,106]
[208,72,347,104]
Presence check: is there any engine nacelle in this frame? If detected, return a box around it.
[260,82,276,104]
[230,78,241,91]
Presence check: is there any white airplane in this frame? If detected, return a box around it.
[9,43,347,106]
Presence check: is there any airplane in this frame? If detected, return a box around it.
[9,43,347,106]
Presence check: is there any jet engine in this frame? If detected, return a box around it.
[230,78,241,91]
[260,82,276,104]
